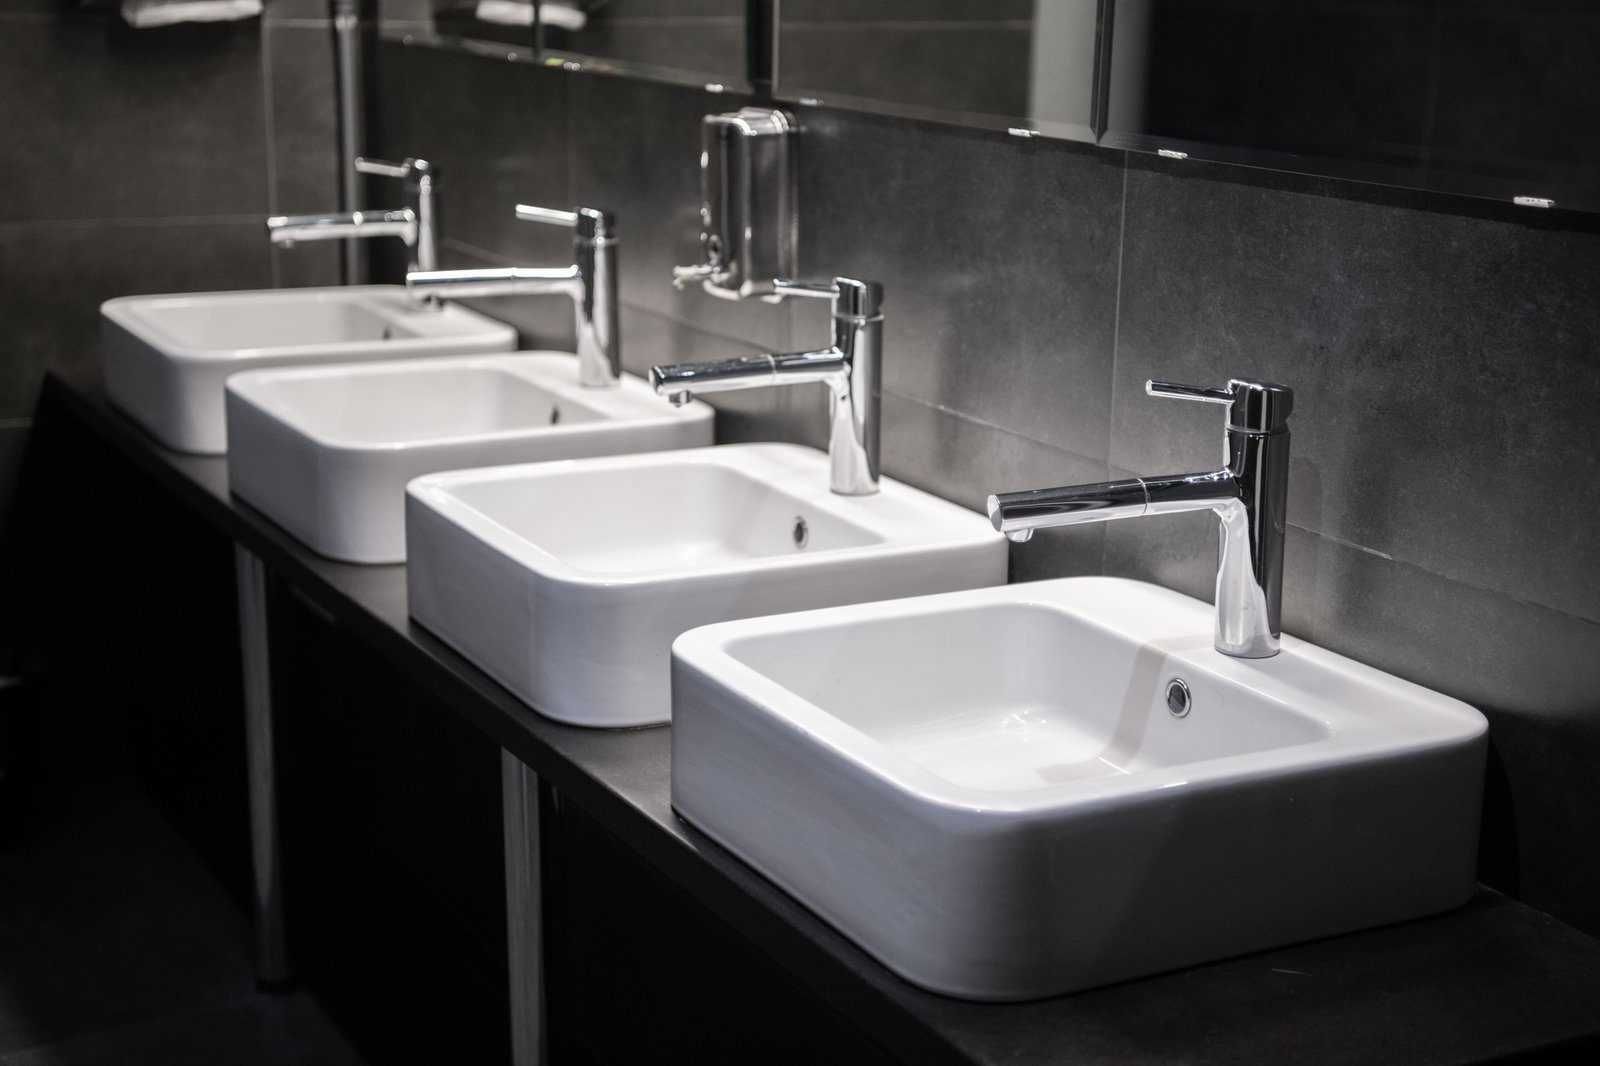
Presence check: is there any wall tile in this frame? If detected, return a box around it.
[272,241,343,288]
[779,25,1031,116]
[799,111,1124,467]
[367,40,574,290]
[266,22,340,215]
[0,221,273,419]
[0,16,268,222]
[391,44,570,268]
[434,240,580,350]
[879,390,1107,582]
[616,304,827,450]
[1114,157,1600,624]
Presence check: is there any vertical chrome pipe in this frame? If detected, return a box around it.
[236,547,288,986]
[572,209,620,388]
[332,0,365,284]
[828,279,882,496]
[502,751,546,1066]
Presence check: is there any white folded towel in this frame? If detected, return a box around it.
[475,1,587,32]
[121,0,263,28]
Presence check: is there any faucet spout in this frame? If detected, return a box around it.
[406,265,581,302]
[989,379,1293,658]
[267,156,439,276]
[649,349,847,396]
[648,277,882,495]
[403,204,622,388]
[266,210,417,246]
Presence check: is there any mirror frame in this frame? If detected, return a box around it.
[767,0,1108,145]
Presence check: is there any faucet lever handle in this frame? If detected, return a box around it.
[1148,378,1294,432]
[515,204,580,227]
[355,156,419,179]
[770,278,841,301]
[515,204,614,243]
[1147,380,1236,405]
[770,277,885,319]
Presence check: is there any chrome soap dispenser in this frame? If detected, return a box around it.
[672,107,798,301]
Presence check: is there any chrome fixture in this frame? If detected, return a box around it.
[407,204,621,389]
[650,278,882,495]
[988,379,1294,658]
[267,156,439,275]
[671,107,798,302]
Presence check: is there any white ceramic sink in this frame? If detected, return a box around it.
[225,353,713,564]
[670,576,1489,1001]
[405,443,1008,727]
[101,286,517,454]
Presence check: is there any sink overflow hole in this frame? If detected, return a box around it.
[792,516,809,550]
[380,326,393,341]
[549,405,562,425]
[1165,678,1192,718]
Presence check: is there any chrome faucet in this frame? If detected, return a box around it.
[988,379,1294,658]
[266,156,439,274]
[650,277,883,495]
[406,204,621,389]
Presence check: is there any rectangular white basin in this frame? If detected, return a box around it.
[225,353,713,564]
[101,286,517,454]
[670,576,1489,1001]
[405,443,1009,727]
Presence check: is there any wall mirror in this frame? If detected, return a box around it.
[772,0,1104,143]
[376,0,537,53]
[1100,0,1600,214]
[537,1,751,92]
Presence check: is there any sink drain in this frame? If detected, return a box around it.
[1165,678,1192,718]
[792,516,809,549]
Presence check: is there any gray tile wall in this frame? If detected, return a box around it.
[372,39,1600,938]
[0,0,341,531]
[778,0,1034,118]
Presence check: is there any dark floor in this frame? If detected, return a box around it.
[0,778,364,1065]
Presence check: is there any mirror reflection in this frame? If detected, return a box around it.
[775,0,1102,142]
[1102,0,1600,212]
[539,0,748,89]
[379,0,537,49]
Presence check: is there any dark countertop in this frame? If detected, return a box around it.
[43,370,1600,1066]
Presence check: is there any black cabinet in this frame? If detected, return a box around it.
[274,589,510,1065]
[544,797,897,1065]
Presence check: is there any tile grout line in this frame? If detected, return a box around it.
[1108,154,1129,460]
[616,299,786,355]
[260,18,283,289]
[883,390,1108,472]
[1285,522,1600,628]
[1102,155,1131,576]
